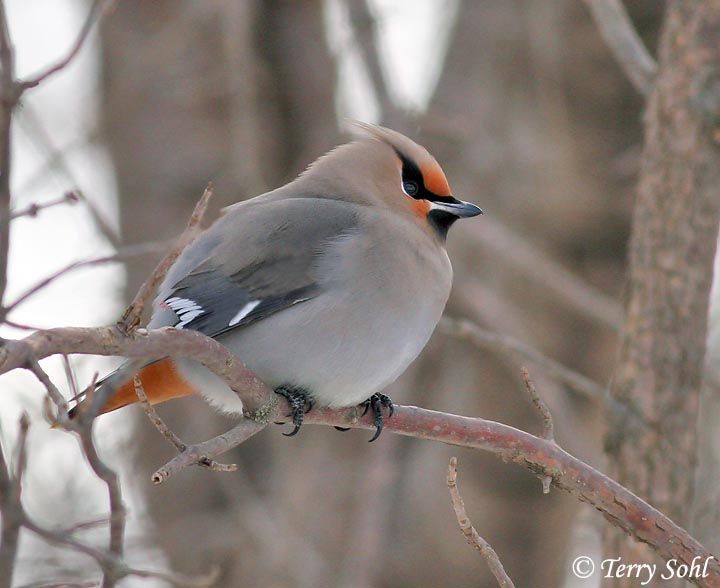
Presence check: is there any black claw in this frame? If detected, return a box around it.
[361,393,395,442]
[275,385,312,437]
[334,426,351,432]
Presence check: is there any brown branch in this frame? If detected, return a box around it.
[522,367,555,443]
[446,457,516,588]
[0,0,114,307]
[0,0,17,309]
[133,375,186,451]
[157,400,720,587]
[76,428,125,588]
[23,513,218,588]
[0,413,29,588]
[19,0,113,91]
[24,354,68,415]
[119,182,213,332]
[0,326,272,412]
[582,0,658,96]
[521,367,555,494]
[133,375,238,473]
[21,357,124,587]
[2,324,719,584]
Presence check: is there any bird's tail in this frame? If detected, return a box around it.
[68,358,197,420]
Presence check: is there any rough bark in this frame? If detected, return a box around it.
[606,0,720,581]
[419,1,661,585]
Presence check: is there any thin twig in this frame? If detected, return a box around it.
[439,316,608,401]
[61,354,79,402]
[133,375,239,473]
[23,515,219,588]
[75,429,125,588]
[119,182,213,332]
[19,0,113,91]
[61,515,112,535]
[9,191,80,220]
[521,367,555,493]
[15,582,98,588]
[24,354,68,415]
[582,0,658,96]
[457,218,623,331]
[446,458,516,588]
[3,240,166,317]
[133,376,186,451]
[76,191,121,250]
[521,367,555,443]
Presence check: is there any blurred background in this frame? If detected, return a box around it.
[0,0,666,586]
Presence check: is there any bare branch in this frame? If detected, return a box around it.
[0,0,17,309]
[133,375,238,473]
[439,316,608,402]
[9,191,80,220]
[77,430,124,588]
[458,218,623,331]
[61,354,79,401]
[133,375,186,451]
[152,417,266,485]
[521,367,555,443]
[0,413,29,588]
[16,582,98,588]
[3,240,166,320]
[521,367,555,494]
[75,191,121,250]
[1,324,719,583]
[24,353,68,414]
[582,0,658,96]
[119,182,213,332]
[446,457,516,588]
[23,513,219,588]
[19,0,113,91]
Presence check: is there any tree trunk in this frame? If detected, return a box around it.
[419,1,660,585]
[606,1,720,583]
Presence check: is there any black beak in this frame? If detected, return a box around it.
[432,198,483,218]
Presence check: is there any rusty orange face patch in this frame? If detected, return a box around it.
[411,198,431,218]
[421,160,451,197]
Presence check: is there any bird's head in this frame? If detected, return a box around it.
[300,122,482,240]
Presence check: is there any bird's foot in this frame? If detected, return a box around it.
[275,385,313,437]
[361,393,395,442]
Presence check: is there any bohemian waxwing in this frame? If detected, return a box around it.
[71,122,482,440]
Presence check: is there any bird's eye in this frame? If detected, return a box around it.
[403,180,419,197]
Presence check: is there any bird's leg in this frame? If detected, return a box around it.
[361,393,395,442]
[274,385,313,437]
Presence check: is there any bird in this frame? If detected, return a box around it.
[70,122,482,441]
